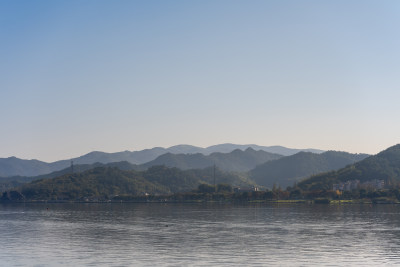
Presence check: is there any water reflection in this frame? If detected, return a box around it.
[1,203,400,266]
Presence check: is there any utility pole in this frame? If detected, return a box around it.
[213,164,216,193]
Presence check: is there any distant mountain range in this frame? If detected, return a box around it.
[298,144,400,191]
[250,151,370,189]
[3,143,400,200]
[1,148,368,193]
[0,144,324,177]
[175,144,324,156]
[4,144,400,201]
[0,148,280,190]
[0,157,68,178]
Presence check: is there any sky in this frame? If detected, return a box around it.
[1,0,400,162]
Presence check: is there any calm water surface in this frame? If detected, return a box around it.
[1,203,400,266]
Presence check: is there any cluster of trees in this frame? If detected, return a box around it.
[108,187,400,203]
[3,185,400,203]
[196,183,233,193]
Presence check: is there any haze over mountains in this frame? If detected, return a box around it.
[143,148,282,172]
[0,144,323,177]
[251,151,370,189]
[0,148,281,187]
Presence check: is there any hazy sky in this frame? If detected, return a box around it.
[1,0,400,162]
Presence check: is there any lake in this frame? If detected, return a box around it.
[1,203,400,266]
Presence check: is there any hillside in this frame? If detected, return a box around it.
[143,148,282,172]
[298,144,400,191]
[11,166,255,201]
[0,157,66,177]
[250,151,369,189]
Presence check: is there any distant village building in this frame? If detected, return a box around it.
[362,179,385,190]
[234,187,259,193]
[333,179,384,191]
[332,180,359,191]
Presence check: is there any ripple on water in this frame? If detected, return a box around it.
[2,203,400,266]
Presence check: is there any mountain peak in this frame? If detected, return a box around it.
[245,147,256,152]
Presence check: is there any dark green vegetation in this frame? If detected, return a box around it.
[250,151,369,189]
[0,161,143,192]
[299,144,400,190]
[2,166,254,201]
[143,148,282,172]
[5,180,400,204]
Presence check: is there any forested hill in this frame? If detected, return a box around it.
[143,148,282,172]
[250,151,369,189]
[11,166,255,201]
[298,144,400,190]
[0,161,145,191]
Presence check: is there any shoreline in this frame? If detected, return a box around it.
[1,198,398,204]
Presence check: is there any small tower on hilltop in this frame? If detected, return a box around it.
[71,160,74,174]
[213,164,216,192]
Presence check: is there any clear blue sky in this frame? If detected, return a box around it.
[1,0,399,162]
